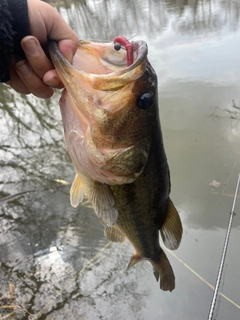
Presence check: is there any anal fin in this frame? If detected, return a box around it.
[160,198,183,250]
[127,251,142,270]
[104,226,126,243]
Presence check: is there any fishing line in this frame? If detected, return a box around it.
[207,173,240,320]
[127,34,138,41]
[0,188,48,203]
[163,246,240,309]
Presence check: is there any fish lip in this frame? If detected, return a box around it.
[49,39,148,76]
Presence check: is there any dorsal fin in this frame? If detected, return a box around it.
[160,198,182,250]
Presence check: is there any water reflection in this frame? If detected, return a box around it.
[0,86,71,197]
[1,0,240,319]
[46,0,240,40]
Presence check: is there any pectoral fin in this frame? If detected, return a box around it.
[70,173,85,208]
[160,198,183,250]
[91,183,118,227]
[104,226,126,242]
[70,172,118,227]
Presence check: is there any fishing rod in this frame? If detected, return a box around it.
[207,173,240,320]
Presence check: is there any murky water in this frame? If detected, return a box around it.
[1,0,240,319]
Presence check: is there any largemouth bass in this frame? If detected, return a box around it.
[49,37,182,291]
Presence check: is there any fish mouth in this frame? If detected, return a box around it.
[48,39,148,91]
[76,39,148,73]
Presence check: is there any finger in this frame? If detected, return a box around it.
[16,60,54,99]
[21,36,54,79]
[43,40,79,88]
[28,0,79,63]
[45,9,79,63]
[58,39,79,63]
[43,69,64,89]
[8,63,30,95]
[21,36,63,89]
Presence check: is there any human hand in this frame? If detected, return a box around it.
[7,0,79,99]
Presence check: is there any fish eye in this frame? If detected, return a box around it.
[137,92,154,111]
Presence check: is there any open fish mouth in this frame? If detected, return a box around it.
[49,37,148,87]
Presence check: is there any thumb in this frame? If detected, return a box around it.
[58,39,79,64]
[45,7,79,63]
[28,0,79,62]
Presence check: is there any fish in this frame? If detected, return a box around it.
[48,36,182,291]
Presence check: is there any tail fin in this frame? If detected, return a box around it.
[152,250,175,291]
[127,250,175,292]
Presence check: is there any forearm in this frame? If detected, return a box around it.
[0,0,30,82]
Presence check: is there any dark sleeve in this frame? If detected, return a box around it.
[0,0,30,82]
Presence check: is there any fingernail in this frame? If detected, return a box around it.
[44,77,60,88]
[16,60,32,77]
[22,38,39,55]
